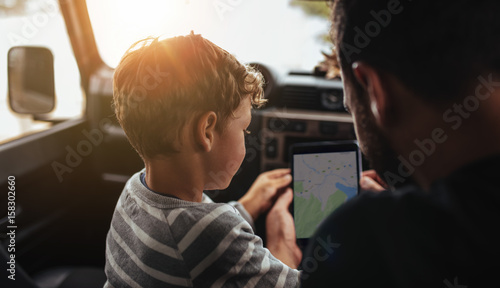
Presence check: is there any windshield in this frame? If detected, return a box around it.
[87,0,332,74]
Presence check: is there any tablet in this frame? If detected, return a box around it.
[290,141,361,249]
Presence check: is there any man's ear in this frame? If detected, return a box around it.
[195,111,217,152]
[352,61,393,127]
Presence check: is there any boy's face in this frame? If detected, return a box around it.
[206,96,252,190]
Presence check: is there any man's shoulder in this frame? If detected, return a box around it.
[306,185,452,254]
[327,185,437,225]
[301,186,456,287]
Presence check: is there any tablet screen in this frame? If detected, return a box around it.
[293,150,359,239]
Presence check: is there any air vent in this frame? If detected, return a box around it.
[282,86,321,110]
[282,86,345,112]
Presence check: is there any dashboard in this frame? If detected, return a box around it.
[249,64,356,172]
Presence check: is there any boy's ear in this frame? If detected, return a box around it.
[196,111,218,152]
[352,61,394,128]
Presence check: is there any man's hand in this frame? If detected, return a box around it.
[266,188,302,268]
[238,168,292,221]
[360,170,388,192]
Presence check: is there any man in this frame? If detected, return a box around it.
[301,0,500,287]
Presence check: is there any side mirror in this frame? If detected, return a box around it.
[8,46,56,114]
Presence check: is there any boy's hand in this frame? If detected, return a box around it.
[266,188,302,268]
[238,169,292,221]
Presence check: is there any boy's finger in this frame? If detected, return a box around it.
[266,168,291,179]
[274,188,293,209]
[271,174,292,188]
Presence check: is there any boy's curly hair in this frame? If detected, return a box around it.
[113,33,265,159]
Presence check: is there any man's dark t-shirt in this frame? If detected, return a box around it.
[301,156,500,287]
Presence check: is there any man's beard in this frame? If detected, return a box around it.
[353,95,411,190]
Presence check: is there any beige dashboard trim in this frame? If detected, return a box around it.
[259,108,353,123]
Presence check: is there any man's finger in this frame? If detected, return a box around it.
[360,176,385,192]
[362,170,388,189]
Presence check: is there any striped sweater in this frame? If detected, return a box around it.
[104,170,300,287]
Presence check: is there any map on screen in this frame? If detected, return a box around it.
[293,151,358,239]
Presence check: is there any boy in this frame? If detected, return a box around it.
[105,33,301,287]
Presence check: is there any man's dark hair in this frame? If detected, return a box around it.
[332,0,500,102]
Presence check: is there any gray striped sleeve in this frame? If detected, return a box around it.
[228,200,256,231]
[177,204,300,287]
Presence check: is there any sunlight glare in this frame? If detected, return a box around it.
[87,0,220,67]
[87,0,331,72]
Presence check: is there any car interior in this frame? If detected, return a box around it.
[0,0,360,287]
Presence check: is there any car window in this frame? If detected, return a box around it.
[86,0,332,74]
[0,0,84,144]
